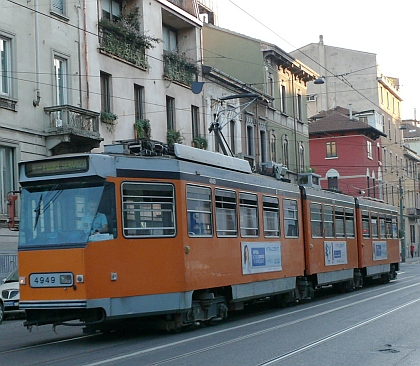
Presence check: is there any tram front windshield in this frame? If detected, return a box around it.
[18,181,116,249]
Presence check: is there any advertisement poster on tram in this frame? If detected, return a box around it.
[241,242,282,274]
[372,241,388,260]
[324,241,348,266]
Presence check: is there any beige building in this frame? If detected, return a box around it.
[291,35,418,260]
[0,0,205,273]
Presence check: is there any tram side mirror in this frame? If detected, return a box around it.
[7,192,19,231]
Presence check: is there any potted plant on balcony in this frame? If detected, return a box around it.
[192,136,207,149]
[134,118,151,140]
[100,111,118,133]
[167,129,184,146]
[98,7,160,69]
[163,51,198,85]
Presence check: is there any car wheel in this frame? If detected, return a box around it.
[0,302,4,324]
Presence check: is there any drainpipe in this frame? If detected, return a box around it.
[75,3,82,107]
[33,0,41,106]
[83,0,90,109]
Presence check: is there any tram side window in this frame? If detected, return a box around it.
[362,210,370,238]
[215,189,237,237]
[310,203,323,238]
[186,185,213,237]
[379,214,386,239]
[392,216,398,238]
[122,182,175,237]
[240,192,259,237]
[345,208,355,238]
[385,215,392,238]
[324,205,334,237]
[263,196,280,237]
[335,207,345,237]
[371,212,378,238]
[283,199,298,237]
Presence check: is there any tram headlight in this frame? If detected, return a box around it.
[60,274,73,285]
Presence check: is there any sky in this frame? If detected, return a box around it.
[210,0,419,120]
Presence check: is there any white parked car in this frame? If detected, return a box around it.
[0,267,19,324]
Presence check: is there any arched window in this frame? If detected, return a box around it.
[298,142,305,172]
[270,132,277,162]
[282,135,289,168]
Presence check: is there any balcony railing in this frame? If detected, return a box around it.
[44,105,100,135]
[166,0,196,16]
[406,207,420,217]
[163,52,197,86]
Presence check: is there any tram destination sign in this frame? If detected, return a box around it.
[25,156,89,177]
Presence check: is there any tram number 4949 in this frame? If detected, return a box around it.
[29,273,73,288]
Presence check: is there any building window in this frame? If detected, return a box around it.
[230,120,236,154]
[297,91,302,121]
[328,176,338,191]
[247,125,254,156]
[166,96,175,130]
[134,84,145,122]
[260,130,267,163]
[367,141,372,159]
[102,0,121,21]
[54,56,68,106]
[0,36,11,96]
[100,71,111,112]
[267,72,274,97]
[326,141,337,158]
[281,84,286,113]
[298,142,305,172]
[51,0,64,15]
[191,105,200,140]
[162,25,178,52]
[282,135,289,168]
[270,132,277,162]
[0,145,15,214]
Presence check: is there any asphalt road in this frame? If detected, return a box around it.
[1,261,420,366]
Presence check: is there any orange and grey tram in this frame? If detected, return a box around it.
[16,142,400,331]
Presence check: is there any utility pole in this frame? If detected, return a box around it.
[399,176,406,262]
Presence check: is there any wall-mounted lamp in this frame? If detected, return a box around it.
[314,76,325,85]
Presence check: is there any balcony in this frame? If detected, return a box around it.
[406,207,420,218]
[44,105,102,155]
[98,24,148,69]
[163,51,198,86]
[164,0,197,16]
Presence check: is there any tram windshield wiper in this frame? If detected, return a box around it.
[34,194,43,230]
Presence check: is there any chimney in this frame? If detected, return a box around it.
[319,35,324,45]
[349,104,353,120]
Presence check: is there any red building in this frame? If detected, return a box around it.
[309,107,386,198]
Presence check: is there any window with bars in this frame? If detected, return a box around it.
[239,192,258,237]
[215,189,237,237]
[122,182,175,237]
[283,199,298,237]
[263,196,280,237]
[186,185,212,237]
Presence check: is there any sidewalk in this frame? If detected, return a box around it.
[401,256,420,264]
